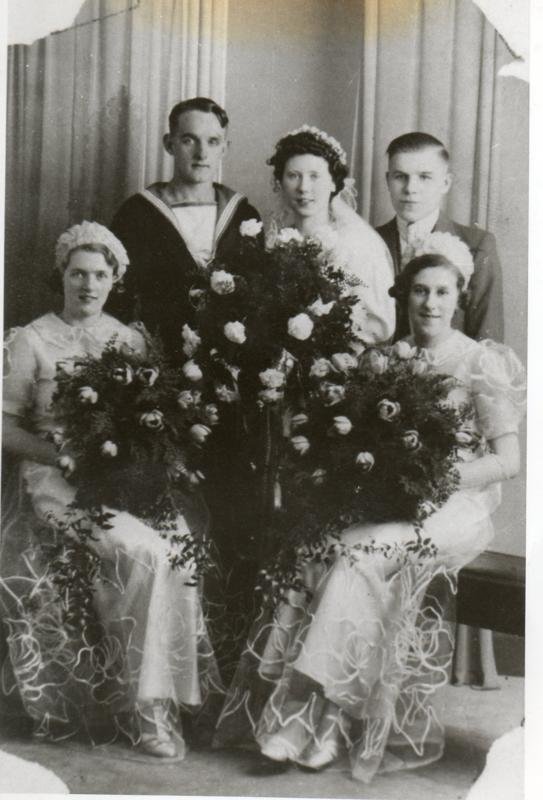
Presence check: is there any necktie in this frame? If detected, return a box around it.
[402,225,424,267]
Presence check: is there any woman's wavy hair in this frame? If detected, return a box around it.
[388,253,469,311]
[267,131,349,196]
[47,243,120,294]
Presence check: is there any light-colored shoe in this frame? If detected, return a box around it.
[260,735,301,763]
[301,737,339,770]
[136,702,179,759]
[139,732,178,759]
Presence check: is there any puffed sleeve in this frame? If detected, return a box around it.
[469,340,526,440]
[3,327,38,418]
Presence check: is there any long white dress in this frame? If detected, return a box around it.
[214,330,526,782]
[0,312,222,747]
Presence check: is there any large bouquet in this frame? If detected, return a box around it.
[186,222,363,412]
[51,332,218,574]
[258,341,475,600]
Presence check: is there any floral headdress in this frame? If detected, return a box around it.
[55,221,129,280]
[414,232,474,285]
[282,125,348,166]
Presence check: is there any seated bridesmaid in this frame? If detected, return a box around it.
[1,222,222,759]
[213,235,525,783]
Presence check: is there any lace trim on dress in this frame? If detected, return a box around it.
[410,331,526,439]
[26,313,132,350]
[3,327,22,378]
[214,549,456,783]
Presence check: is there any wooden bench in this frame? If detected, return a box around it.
[456,551,525,637]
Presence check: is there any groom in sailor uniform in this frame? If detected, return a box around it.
[108,96,261,361]
[109,98,262,659]
[376,132,504,342]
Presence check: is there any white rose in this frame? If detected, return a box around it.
[455,430,475,447]
[291,412,309,430]
[320,382,346,406]
[333,416,353,435]
[363,350,389,375]
[177,390,195,410]
[377,399,401,421]
[311,468,327,485]
[331,353,358,372]
[410,358,428,376]
[291,435,310,455]
[307,297,335,317]
[101,440,118,458]
[288,313,314,341]
[210,270,236,295]
[57,454,76,477]
[181,324,201,354]
[224,321,246,344]
[111,365,133,385]
[401,430,421,450]
[135,367,160,387]
[258,387,284,404]
[215,384,240,403]
[309,358,333,378]
[240,218,263,237]
[190,424,212,445]
[355,451,375,471]
[203,404,220,425]
[182,360,203,382]
[50,428,65,447]
[259,368,285,389]
[272,348,296,374]
[392,340,416,360]
[139,410,165,431]
[189,287,205,303]
[78,386,98,405]
[276,227,304,245]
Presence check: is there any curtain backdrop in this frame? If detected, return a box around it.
[346,0,512,231]
[4,0,228,328]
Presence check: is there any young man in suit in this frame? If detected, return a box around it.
[108,96,261,361]
[376,132,504,341]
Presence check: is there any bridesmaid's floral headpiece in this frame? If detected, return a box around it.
[283,125,348,166]
[55,221,129,280]
[414,232,474,285]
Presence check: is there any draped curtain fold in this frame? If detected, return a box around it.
[350,0,509,232]
[4,0,228,328]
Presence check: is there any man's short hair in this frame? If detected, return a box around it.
[168,97,229,133]
[386,132,450,164]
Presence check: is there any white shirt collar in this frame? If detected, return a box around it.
[396,208,440,247]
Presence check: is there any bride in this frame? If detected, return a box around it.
[266,125,396,345]
[0,222,222,759]
[213,233,525,782]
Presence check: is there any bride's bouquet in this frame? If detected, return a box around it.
[185,221,363,412]
[51,332,218,575]
[258,341,476,602]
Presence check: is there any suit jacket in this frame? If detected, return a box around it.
[376,212,504,342]
[107,182,261,360]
